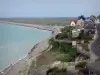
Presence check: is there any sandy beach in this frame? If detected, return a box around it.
[0,21,63,75]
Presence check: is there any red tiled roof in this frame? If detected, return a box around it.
[70,20,78,24]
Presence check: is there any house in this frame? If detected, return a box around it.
[77,19,85,26]
[95,19,100,24]
[84,19,94,25]
[70,20,77,26]
[84,23,95,34]
[95,15,100,24]
[86,61,100,75]
[84,19,94,29]
[89,15,97,23]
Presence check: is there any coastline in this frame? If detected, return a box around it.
[0,21,62,75]
[0,38,52,75]
[0,21,63,36]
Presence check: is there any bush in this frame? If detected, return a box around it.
[79,68,88,72]
[81,44,89,51]
[84,40,89,43]
[56,54,73,62]
[49,38,59,50]
[60,26,74,39]
[47,67,58,73]
[49,38,77,62]
[47,67,67,75]
[55,33,68,39]
[79,68,88,74]
[83,34,93,40]
[95,58,100,62]
[76,30,84,40]
[56,45,77,62]
[75,61,87,68]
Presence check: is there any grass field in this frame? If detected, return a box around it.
[0,17,77,26]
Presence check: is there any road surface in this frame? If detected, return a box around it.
[91,24,100,57]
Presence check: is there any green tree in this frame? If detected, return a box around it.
[75,61,87,69]
[60,26,74,39]
[78,15,85,21]
[49,38,59,50]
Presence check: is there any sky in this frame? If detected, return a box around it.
[0,0,100,18]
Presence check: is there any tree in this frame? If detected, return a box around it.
[55,33,68,39]
[75,61,87,68]
[49,38,59,50]
[77,30,84,40]
[78,15,85,21]
[60,26,74,39]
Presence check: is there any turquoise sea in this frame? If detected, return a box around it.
[0,23,51,70]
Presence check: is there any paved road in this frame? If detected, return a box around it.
[91,24,100,57]
[91,36,100,57]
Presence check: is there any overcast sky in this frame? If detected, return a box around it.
[0,0,100,18]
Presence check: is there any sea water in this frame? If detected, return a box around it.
[0,23,51,70]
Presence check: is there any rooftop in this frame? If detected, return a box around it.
[84,23,95,29]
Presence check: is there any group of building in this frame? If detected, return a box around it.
[71,15,100,38]
[70,15,100,75]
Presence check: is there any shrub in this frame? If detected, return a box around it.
[79,68,88,74]
[47,67,67,75]
[78,30,84,39]
[83,34,93,40]
[55,33,68,39]
[49,38,59,50]
[56,54,73,62]
[49,39,77,62]
[95,58,100,62]
[47,67,58,73]
[75,61,87,68]
[81,44,89,51]
[60,26,74,39]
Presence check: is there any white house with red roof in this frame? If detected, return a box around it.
[70,20,77,26]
